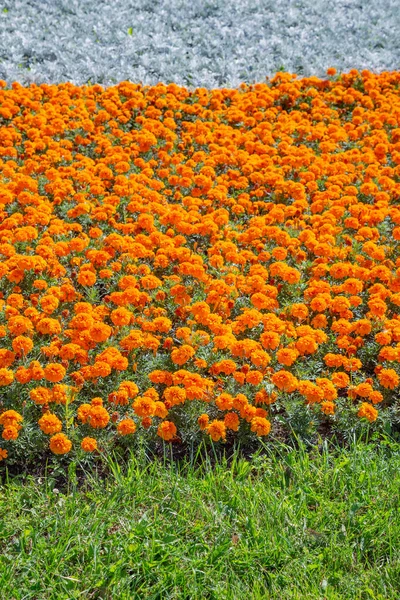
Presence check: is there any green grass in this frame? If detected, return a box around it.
[1,441,400,599]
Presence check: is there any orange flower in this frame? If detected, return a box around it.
[0,368,14,386]
[30,386,52,405]
[163,386,186,407]
[321,401,336,415]
[296,336,318,355]
[38,413,63,435]
[88,405,110,429]
[154,401,168,419]
[370,391,383,404]
[157,420,177,441]
[250,416,271,436]
[77,403,91,423]
[0,349,15,368]
[2,425,19,440]
[110,307,132,326]
[224,412,239,431]
[290,303,308,320]
[141,416,153,429]
[353,383,373,398]
[378,368,399,390]
[89,323,112,343]
[198,414,209,430]
[324,353,344,368]
[215,393,234,411]
[245,370,263,385]
[357,403,378,423]
[206,420,226,442]
[44,363,66,383]
[276,348,298,366]
[133,396,157,417]
[0,410,23,427]
[331,372,350,388]
[77,270,96,286]
[81,437,98,452]
[171,344,195,365]
[271,370,298,393]
[11,335,33,355]
[117,418,137,435]
[49,433,72,455]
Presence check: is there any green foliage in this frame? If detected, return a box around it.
[1,441,400,599]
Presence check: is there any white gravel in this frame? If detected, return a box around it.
[0,0,399,87]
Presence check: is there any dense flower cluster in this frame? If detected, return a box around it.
[0,69,400,460]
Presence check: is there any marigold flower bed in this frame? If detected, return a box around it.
[0,70,400,461]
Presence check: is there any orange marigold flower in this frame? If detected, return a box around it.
[2,425,19,441]
[11,335,33,355]
[198,413,209,430]
[77,403,91,423]
[245,370,263,385]
[378,368,399,390]
[321,401,336,415]
[91,361,112,378]
[108,390,129,406]
[0,368,14,386]
[250,416,271,436]
[133,396,157,417]
[49,432,72,455]
[140,416,152,429]
[117,418,137,435]
[291,303,309,320]
[296,335,318,355]
[250,350,270,368]
[316,378,338,401]
[357,402,378,423]
[276,348,298,366]
[324,353,344,368]
[154,401,168,419]
[30,386,52,405]
[171,344,195,365]
[110,307,132,326]
[206,419,226,442]
[163,386,186,407]
[81,437,98,452]
[89,322,112,343]
[353,382,373,398]
[215,393,234,411]
[331,371,350,388]
[88,405,110,428]
[38,413,63,435]
[43,363,66,383]
[271,370,298,393]
[298,380,324,404]
[212,359,237,375]
[77,270,97,286]
[370,391,383,404]
[0,410,23,427]
[0,448,8,461]
[157,420,177,441]
[241,403,257,421]
[0,349,15,368]
[224,412,240,431]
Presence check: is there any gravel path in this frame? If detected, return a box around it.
[0,0,399,87]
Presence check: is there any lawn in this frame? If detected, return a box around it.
[1,439,399,599]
